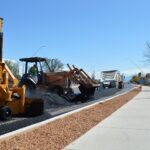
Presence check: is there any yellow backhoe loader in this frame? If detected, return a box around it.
[0,18,44,120]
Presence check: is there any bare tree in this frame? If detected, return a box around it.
[44,58,64,72]
[91,70,95,80]
[4,60,20,79]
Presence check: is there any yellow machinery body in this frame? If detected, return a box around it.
[0,62,26,115]
[0,62,43,120]
[0,18,43,120]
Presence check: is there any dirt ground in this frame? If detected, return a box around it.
[0,87,141,150]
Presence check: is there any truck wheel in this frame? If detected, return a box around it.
[88,87,95,96]
[103,85,106,89]
[109,84,112,88]
[118,82,123,89]
[0,106,12,120]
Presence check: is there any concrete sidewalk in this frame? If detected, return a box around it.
[64,86,150,150]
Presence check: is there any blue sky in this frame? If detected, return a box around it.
[1,0,150,77]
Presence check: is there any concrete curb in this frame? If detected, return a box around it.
[0,86,139,141]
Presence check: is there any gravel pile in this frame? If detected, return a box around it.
[43,93,71,107]
[0,87,141,150]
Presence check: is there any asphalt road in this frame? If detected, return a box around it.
[48,83,134,116]
[0,83,134,135]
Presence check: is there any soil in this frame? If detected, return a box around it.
[0,87,141,150]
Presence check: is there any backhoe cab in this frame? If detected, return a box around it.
[19,57,49,90]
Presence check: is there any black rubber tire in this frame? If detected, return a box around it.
[109,83,112,88]
[103,84,106,89]
[88,87,95,96]
[118,82,123,89]
[79,84,95,98]
[0,106,12,120]
[19,78,36,90]
[25,99,44,116]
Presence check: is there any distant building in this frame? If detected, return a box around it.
[145,73,150,85]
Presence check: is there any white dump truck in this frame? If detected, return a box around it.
[101,70,124,89]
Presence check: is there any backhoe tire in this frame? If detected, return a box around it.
[79,84,95,98]
[25,99,44,116]
[0,106,12,121]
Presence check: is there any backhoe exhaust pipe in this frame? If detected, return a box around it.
[0,17,3,62]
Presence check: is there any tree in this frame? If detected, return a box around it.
[138,72,142,77]
[4,60,21,79]
[44,58,64,72]
[91,70,95,80]
[131,75,140,84]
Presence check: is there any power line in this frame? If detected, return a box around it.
[128,58,143,73]
[32,45,46,57]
